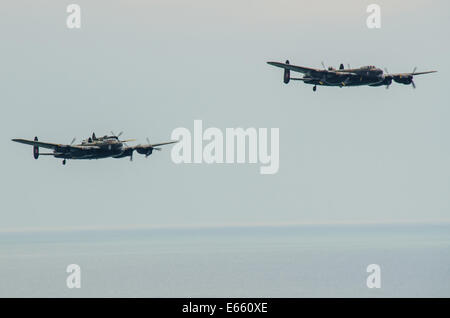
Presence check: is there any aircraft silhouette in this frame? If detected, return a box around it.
[267,60,437,91]
[12,132,177,165]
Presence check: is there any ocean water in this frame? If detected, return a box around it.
[0,224,449,297]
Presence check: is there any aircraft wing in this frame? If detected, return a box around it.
[127,140,178,157]
[267,61,358,78]
[12,138,65,150]
[267,61,321,75]
[147,140,178,148]
[12,138,100,150]
[131,140,178,150]
[390,70,437,77]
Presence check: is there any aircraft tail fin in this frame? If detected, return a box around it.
[33,136,39,159]
[283,60,290,84]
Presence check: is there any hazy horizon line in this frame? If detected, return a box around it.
[1,219,450,234]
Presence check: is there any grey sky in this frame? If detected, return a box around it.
[0,0,449,231]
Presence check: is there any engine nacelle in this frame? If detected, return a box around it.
[369,75,392,87]
[394,75,413,85]
[283,60,290,84]
[136,147,153,156]
[381,76,392,86]
[33,136,39,159]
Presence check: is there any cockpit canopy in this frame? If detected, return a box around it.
[80,134,120,144]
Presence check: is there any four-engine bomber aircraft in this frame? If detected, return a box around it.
[12,132,177,165]
[267,60,437,91]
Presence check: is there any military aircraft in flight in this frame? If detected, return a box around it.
[267,60,437,91]
[12,132,177,165]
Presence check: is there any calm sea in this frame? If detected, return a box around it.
[0,223,449,297]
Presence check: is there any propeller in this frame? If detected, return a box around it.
[411,67,417,89]
[110,131,123,138]
[110,131,136,143]
[70,137,76,145]
[384,68,392,89]
[320,61,338,71]
[134,138,162,158]
[138,138,160,158]
[146,138,162,152]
